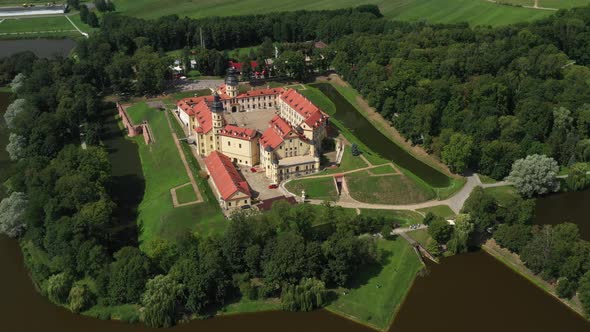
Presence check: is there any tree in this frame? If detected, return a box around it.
[68,283,94,313]
[498,197,535,225]
[565,163,590,191]
[442,133,473,173]
[322,231,377,286]
[351,143,360,156]
[428,218,453,244]
[479,140,522,180]
[67,0,80,10]
[45,273,73,304]
[0,192,27,238]
[276,51,306,80]
[281,278,327,311]
[6,133,26,161]
[87,12,99,28]
[10,73,25,94]
[506,154,560,198]
[4,99,27,130]
[578,271,590,316]
[462,187,498,233]
[140,275,184,328]
[263,232,307,286]
[556,278,577,299]
[107,247,153,304]
[447,214,474,254]
[79,5,89,23]
[494,223,532,253]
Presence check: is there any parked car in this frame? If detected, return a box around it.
[268,184,278,189]
[250,167,257,172]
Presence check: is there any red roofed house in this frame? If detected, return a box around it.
[175,67,329,184]
[205,151,251,210]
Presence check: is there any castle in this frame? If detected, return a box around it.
[176,69,329,208]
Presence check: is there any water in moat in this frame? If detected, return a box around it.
[312,83,450,187]
[0,38,76,58]
[535,188,590,240]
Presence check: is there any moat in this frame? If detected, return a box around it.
[2,90,590,331]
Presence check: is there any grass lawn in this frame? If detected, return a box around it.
[111,0,556,26]
[127,103,225,243]
[285,176,338,201]
[478,174,500,184]
[323,145,369,175]
[417,205,456,219]
[360,209,424,226]
[327,237,423,330]
[84,304,140,322]
[169,88,212,101]
[347,171,435,205]
[175,183,197,204]
[407,228,432,248]
[502,0,589,8]
[484,185,519,206]
[0,15,74,33]
[368,164,397,175]
[217,298,281,316]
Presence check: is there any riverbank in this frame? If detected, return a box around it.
[481,239,587,319]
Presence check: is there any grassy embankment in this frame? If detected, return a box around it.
[124,102,226,243]
[0,11,97,39]
[327,237,423,331]
[292,84,455,205]
[359,209,424,226]
[112,0,557,26]
[417,205,456,219]
[285,176,339,201]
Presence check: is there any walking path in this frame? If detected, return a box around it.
[486,0,558,11]
[65,14,88,38]
[282,172,511,214]
[164,110,203,207]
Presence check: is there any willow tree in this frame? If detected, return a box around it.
[140,275,184,328]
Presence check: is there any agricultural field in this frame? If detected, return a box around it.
[0,13,93,38]
[111,0,566,26]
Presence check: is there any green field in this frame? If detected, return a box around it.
[360,209,424,226]
[111,0,564,26]
[327,237,423,330]
[502,0,589,8]
[285,176,338,201]
[417,205,456,219]
[0,13,94,38]
[175,183,197,204]
[347,171,435,205]
[125,102,225,243]
[407,228,432,248]
[483,185,519,205]
[322,145,369,175]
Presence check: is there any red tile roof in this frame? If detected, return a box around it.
[229,60,259,71]
[205,151,251,201]
[260,115,299,150]
[177,96,217,134]
[220,125,257,141]
[280,89,328,129]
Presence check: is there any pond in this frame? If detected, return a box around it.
[0,38,76,58]
[534,188,590,240]
[313,83,450,188]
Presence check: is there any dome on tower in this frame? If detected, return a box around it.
[209,92,224,113]
[225,67,239,87]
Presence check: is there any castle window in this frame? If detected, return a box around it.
[239,144,242,148]
[228,202,232,207]
[228,141,231,146]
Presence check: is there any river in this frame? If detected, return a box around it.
[535,189,590,240]
[0,38,76,58]
[313,83,450,188]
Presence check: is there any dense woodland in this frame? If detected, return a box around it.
[3,4,590,326]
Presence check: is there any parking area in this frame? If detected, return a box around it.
[238,165,284,201]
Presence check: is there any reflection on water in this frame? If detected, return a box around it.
[535,189,590,240]
[0,38,76,58]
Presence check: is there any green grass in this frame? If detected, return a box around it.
[502,0,589,8]
[484,185,519,205]
[0,15,74,33]
[368,164,397,175]
[83,304,140,322]
[322,145,369,175]
[479,174,500,184]
[360,209,424,226]
[417,205,456,219]
[217,298,281,315]
[327,237,423,330]
[347,171,435,205]
[285,176,338,201]
[175,183,197,204]
[126,103,225,243]
[111,0,558,27]
[169,89,212,102]
[407,228,432,248]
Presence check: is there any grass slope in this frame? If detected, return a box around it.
[112,0,559,26]
[328,237,423,330]
[127,102,225,243]
[417,205,456,219]
[285,176,338,201]
[360,209,424,226]
[347,171,435,205]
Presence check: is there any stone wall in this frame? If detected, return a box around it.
[117,102,154,145]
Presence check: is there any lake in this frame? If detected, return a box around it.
[0,38,76,58]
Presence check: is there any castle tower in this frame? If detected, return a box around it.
[225,67,239,98]
[210,92,225,133]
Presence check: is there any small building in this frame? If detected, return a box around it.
[205,151,252,210]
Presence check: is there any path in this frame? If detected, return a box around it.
[163,110,204,207]
[65,14,88,38]
[0,29,77,36]
[283,172,511,214]
[486,0,558,11]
